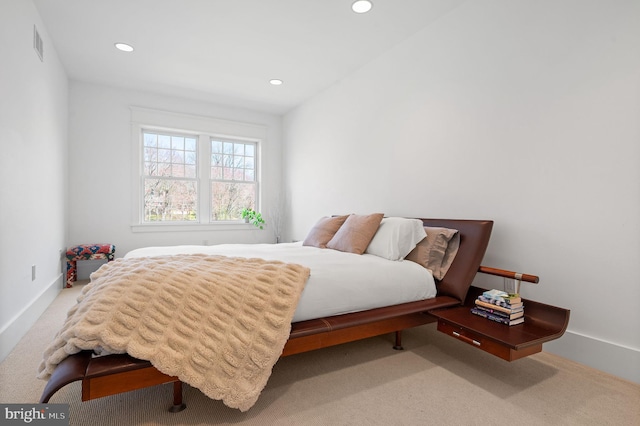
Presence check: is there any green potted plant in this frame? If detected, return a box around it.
[241,208,265,229]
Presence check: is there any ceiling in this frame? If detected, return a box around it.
[33,0,464,114]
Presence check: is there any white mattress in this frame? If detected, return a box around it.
[125,242,437,322]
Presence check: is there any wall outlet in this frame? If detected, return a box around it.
[31,265,36,281]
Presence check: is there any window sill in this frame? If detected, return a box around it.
[131,222,260,233]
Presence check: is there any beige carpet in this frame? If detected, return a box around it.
[1,282,638,426]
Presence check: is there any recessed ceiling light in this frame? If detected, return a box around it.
[352,0,373,14]
[269,79,283,86]
[114,42,134,52]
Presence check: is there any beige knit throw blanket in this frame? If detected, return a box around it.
[37,254,310,411]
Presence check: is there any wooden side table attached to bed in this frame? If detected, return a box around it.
[431,267,570,361]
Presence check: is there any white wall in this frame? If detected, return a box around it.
[67,82,283,258]
[0,0,68,360]
[283,0,640,383]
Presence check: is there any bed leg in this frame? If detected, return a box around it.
[393,330,404,350]
[168,381,186,412]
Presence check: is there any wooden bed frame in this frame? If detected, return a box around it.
[39,218,569,412]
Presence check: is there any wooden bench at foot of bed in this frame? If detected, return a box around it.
[39,350,187,412]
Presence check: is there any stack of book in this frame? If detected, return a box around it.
[471,289,524,326]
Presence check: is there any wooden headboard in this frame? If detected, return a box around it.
[419,219,494,302]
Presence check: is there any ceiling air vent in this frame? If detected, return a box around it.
[33,25,43,61]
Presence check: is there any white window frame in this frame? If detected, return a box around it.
[130,107,265,232]
[141,129,200,223]
[209,137,259,221]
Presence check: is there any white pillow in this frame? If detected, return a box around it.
[365,217,427,261]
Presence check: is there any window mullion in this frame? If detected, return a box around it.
[199,135,211,223]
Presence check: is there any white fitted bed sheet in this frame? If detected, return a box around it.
[125,242,437,323]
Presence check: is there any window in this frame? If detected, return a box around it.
[131,107,265,231]
[210,139,257,220]
[143,131,198,222]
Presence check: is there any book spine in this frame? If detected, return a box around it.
[478,295,522,308]
[474,305,522,319]
[475,299,523,314]
[481,290,519,299]
[478,295,510,308]
[482,289,509,299]
[470,308,510,325]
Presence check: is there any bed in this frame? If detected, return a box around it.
[39,217,496,411]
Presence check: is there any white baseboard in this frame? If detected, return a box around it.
[0,275,62,362]
[544,330,640,385]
